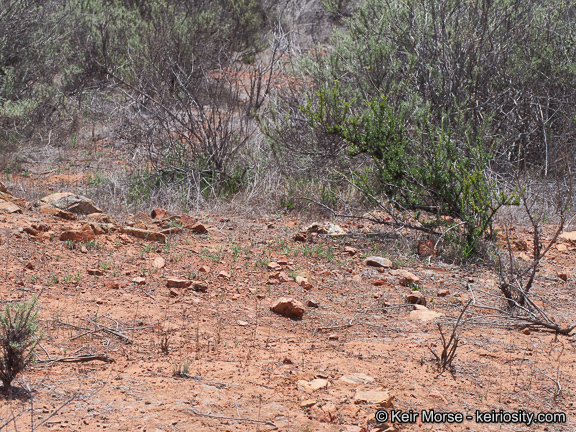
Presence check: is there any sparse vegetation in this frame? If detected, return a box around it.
[0,298,43,390]
[1,0,576,429]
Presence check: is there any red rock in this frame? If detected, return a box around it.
[514,239,528,251]
[104,281,120,289]
[151,208,168,219]
[218,271,231,279]
[344,246,357,255]
[307,299,319,308]
[60,230,95,242]
[293,233,306,242]
[406,291,426,306]
[271,297,305,318]
[160,227,181,235]
[169,288,179,297]
[177,215,195,227]
[398,271,420,286]
[132,277,147,285]
[153,256,166,269]
[438,289,450,297]
[87,268,104,276]
[25,262,35,270]
[192,281,208,292]
[558,273,569,281]
[371,279,388,286]
[522,327,531,335]
[418,240,436,256]
[120,227,166,243]
[267,262,282,270]
[190,222,208,234]
[166,278,192,288]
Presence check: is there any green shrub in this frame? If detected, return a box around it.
[300,88,518,258]
[0,298,43,391]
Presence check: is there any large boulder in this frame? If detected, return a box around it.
[36,192,102,215]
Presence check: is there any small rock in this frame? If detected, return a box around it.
[364,256,392,268]
[354,389,393,406]
[160,227,181,235]
[293,233,306,242]
[344,246,357,255]
[437,289,450,297]
[418,240,436,256]
[282,357,293,364]
[198,265,211,273]
[399,272,420,286]
[296,270,311,281]
[0,181,7,193]
[87,268,104,276]
[559,231,576,241]
[36,192,101,215]
[271,297,305,318]
[39,207,76,220]
[237,320,249,326]
[133,277,147,285]
[192,281,208,292]
[328,334,339,341]
[80,245,88,253]
[297,378,329,393]
[151,208,168,219]
[514,239,528,251]
[218,271,231,279]
[277,271,290,282]
[406,291,426,306]
[521,327,531,335]
[153,256,166,269]
[557,243,568,252]
[409,308,444,322]
[307,299,320,308]
[190,222,208,234]
[371,279,388,286]
[104,281,120,289]
[25,262,35,270]
[89,223,106,235]
[558,273,569,281]
[305,222,326,234]
[339,373,375,385]
[169,288,179,297]
[87,213,114,224]
[352,275,363,283]
[120,227,166,243]
[268,262,282,270]
[326,223,345,235]
[0,202,21,214]
[60,230,95,243]
[166,278,192,288]
[518,252,531,261]
[300,399,316,408]
[300,280,314,290]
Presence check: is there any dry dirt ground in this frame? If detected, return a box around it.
[1,164,576,432]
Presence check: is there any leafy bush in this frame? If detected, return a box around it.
[301,88,518,257]
[0,298,43,391]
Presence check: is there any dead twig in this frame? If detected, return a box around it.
[428,300,471,372]
[37,354,114,365]
[86,319,133,343]
[188,408,277,428]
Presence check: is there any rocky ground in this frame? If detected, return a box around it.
[1,176,576,432]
